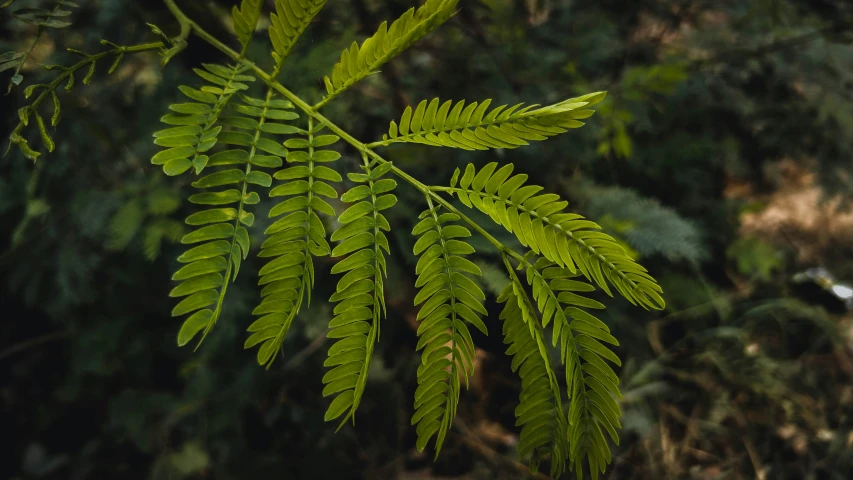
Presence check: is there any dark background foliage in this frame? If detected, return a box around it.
[3,0,853,478]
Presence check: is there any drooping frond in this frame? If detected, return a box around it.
[232,0,263,50]
[374,92,606,150]
[522,256,622,480]
[245,119,341,367]
[170,83,299,350]
[410,199,487,456]
[321,0,458,103]
[322,156,397,426]
[445,162,665,310]
[497,262,569,477]
[152,64,254,176]
[269,0,327,66]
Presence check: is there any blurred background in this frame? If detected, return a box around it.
[3,0,853,479]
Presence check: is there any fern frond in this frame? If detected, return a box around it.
[151,64,253,176]
[321,156,397,426]
[244,119,341,367]
[444,162,665,310]
[523,256,622,480]
[374,92,606,150]
[409,198,487,456]
[170,81,297,350]
[497,263,569,477]
[321,0,458,103]
[232,0,263,49]
[269,0,327,66]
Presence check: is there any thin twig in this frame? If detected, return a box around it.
[0,330,69,361]
[452,419,549,480]
[280,329,328,372]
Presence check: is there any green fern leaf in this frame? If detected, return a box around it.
[245,119,341,367]
[269,0,327,66]
[322,156,396,427]
[522,256,622,480]
[169,81,299,350]
[232,0,264,49]
[409,199,487,457]
[321,0,458,103]
[376,92,606,150]
[497,263,569,477]
[446,162,665,310]
[151,64,253,176]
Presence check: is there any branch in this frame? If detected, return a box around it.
[161,0,530,267]
[6,41,165,160]
[5,0,78,94]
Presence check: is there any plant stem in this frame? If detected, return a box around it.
[313,93,335,111]
[161,0,527,264]
[7,28,42,94]
[6,41,164,159]
[6,0,76,94]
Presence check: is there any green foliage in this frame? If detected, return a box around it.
[231,0,263,50]
[727,236,783,282]
[409,200,486,456]
[0,49,25,67]
[152,64,253,176]
[7,0,853,479]
[157,442,210,478]
[522,256,623,479]
[169,78,299,349]
[497,268,569,477]
[377,92,606,150]
[6,40,145,161]
[447,162,665,310]
[269,0,327,66]
[10,0,76,28]
[593,63,688,160]
[246,119,341,367]
[473,259,510,297]
[106,183,184,261]
[3,1,667,478]
[321,153,395,425]
[321,0,459,103]
[2,0,79,91]
[577,183,707,263]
